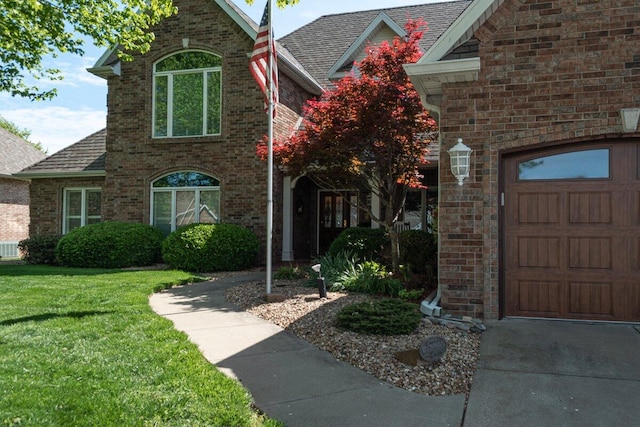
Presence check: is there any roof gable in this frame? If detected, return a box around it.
[327,12,406,81]
[0,127,46,177]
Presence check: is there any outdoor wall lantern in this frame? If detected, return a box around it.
[448,138,473,186]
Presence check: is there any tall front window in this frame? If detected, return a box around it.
[153,51,222,138]
[151,172,220,235]
[63,188,102,233]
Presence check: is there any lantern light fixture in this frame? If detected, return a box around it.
[448,138,472,186]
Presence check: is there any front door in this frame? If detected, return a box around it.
[318,191,358,254]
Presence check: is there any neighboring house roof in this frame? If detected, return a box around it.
[279,0,472,88]
[16,129,106,178]
[0,127,46,178]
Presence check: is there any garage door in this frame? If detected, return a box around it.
[503,142,640,322]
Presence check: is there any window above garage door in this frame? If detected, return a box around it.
[518,148,610,181]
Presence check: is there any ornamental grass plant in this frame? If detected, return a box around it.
[0,264,281,427]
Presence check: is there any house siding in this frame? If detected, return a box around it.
[438,0,640,319]
[101,0,310,261]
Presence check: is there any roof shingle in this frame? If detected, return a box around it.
[0,127,47,176]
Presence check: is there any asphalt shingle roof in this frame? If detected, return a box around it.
[0,127,47,176]
[279,0,472,88]
[18,129,106,177]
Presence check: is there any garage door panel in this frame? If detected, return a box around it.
[568,192,611,224]
[518,193,560,224]
[568,237,612,270]
[569,282,613,317]
[518,237,560,268]
[515,280,562,315]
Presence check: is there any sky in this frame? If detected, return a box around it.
[0,0,447,154]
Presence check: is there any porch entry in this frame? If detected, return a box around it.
[318,190,359,254]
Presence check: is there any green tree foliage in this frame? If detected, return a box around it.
[0,0,178,101]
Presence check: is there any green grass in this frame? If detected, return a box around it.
[0,264,281,427]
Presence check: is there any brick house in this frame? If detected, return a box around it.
[17,1,468,259]
[406,0,640,322]
[0,127,46,257]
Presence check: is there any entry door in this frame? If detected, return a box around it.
[318,191,358,254]
[502,142,640,322]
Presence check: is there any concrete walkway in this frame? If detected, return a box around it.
[150,272,640,426]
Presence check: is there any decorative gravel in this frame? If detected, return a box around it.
[225,279,481,397]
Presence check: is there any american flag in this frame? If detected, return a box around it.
[249,1,278,117]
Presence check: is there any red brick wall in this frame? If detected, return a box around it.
[0,177,30,241]
[28,177,105,237]
[102,0,311,262]
[438,0,640,319]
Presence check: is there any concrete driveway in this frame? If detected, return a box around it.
[464,319,640,426]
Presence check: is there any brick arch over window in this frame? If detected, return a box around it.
[150,171,221,235]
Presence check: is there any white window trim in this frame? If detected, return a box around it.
[62,188,101,234]
[152,50,223,138]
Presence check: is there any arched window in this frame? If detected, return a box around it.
[151,172,220,235]
[153,51,222,138]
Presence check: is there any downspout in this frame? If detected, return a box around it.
[420,105,443,317]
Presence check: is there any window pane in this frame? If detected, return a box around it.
[518,149,610,180]
[66,190,82,216]
[153,192,172,236]
[207,71,221,135]
[154,75,168,137]
[67,218,82,232]
[199,190,220,224]
[86,190,101,219]
[335,196,343,228]
[176,190,196,227]
[156,52,221,72]
[172,73,204,136]
[153,172,220,188]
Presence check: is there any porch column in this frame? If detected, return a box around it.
[281,176,294,261]
[370,191,381,229]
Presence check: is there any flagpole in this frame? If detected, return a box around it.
[266,0,274,295]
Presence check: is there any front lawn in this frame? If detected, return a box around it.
[0,264,280,427]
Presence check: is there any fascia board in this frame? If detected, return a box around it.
[14,171,107,179]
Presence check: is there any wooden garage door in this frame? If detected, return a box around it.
[503,142,640,322]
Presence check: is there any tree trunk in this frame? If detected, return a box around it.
[388,226,400,276]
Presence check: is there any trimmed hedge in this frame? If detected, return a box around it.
[336,298,422,335]
[18,235,62,265]
[162,223,259,272]
[56,222,164,268]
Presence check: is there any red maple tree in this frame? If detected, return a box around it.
[260,19,438,273]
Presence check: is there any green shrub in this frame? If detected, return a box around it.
[56,222,164,268]
[336,299,422,335]
[274,265,307,280]
[336,260,403,297]
[328,227,388,262]
[162,223,259,272]
[305,251,357,289]
[18,235,62,265]
[399,229,437,274]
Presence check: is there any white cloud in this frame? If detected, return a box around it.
[0,106,106,155]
